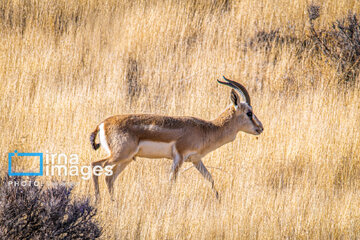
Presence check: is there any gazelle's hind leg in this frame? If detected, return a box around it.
[105,160,132,201]
[91,157,110,202]
[92,127,138,201]
[169,147,184,182]
[103,138,138,200]
[193,160,219,199]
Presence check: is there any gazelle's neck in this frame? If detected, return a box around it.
[211,105,237,128]
[201,106,239,153]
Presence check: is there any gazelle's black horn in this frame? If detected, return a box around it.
[217,76,251,105]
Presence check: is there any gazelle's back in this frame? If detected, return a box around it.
[103,114,212,142]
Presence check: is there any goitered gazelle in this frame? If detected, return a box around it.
[90,76,263,201]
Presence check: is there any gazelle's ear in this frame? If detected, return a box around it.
[230,89,240,107]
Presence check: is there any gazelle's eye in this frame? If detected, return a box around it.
[247,112,253,118]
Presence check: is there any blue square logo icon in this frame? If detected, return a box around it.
[8,150,43,176]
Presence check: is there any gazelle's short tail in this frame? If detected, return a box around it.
[90,125,100,150]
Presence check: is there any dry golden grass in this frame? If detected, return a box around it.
[1,0,360,239]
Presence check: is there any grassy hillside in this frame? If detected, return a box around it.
[1,0,360,239]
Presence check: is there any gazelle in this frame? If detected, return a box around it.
[90,76,263,201]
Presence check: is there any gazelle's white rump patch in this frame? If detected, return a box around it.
[136,141,175,159]
[99,123,111,156]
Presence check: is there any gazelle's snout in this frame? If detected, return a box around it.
[252,115,264,135]
[255,125,264,135]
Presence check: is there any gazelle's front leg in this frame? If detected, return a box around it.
[193,160,219,199]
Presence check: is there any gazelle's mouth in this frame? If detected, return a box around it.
[255,129,263,134]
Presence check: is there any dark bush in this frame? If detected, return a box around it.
[246,29,299,52]
[244,6,360,83]
[309,4,360,82]
[0,175,102,240]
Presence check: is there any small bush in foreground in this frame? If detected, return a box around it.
[0,175,102,240]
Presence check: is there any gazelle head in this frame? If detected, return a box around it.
[217,76,264,135]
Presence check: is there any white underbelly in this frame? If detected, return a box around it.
[136,141,174,159]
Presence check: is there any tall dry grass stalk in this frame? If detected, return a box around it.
[1,0,360,239]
